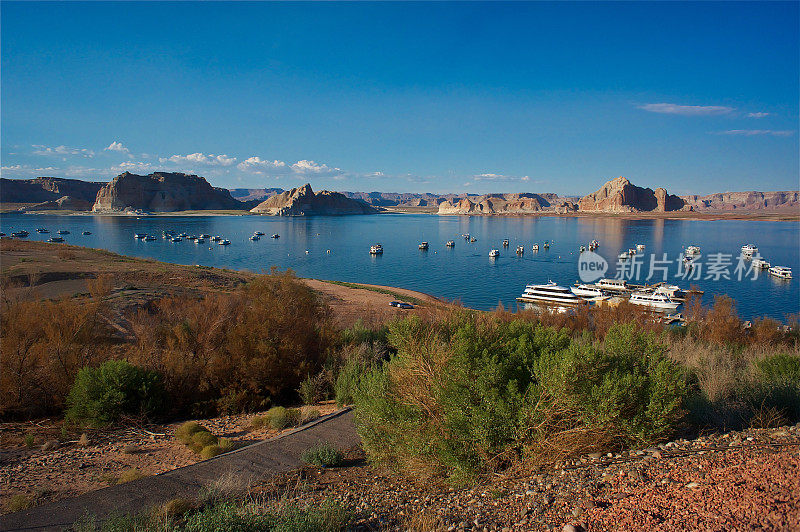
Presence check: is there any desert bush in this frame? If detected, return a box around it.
[176,421,205,444]
[127,270,333,416]
[264,406,301,430]
[218,437,234,452]
[0,280,114,419]
[117,468,145,484]
[298,375,317,405]
[200,444,223,459]
[161,498,194,518]
[5,493,32,513]
[64,360,166,426]
[352,312,689,482]
[250,415,268,430]
[23,433,35,448]
[301,443,344,467]
[301,409,321,424]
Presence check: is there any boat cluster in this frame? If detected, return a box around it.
[2,228,92,243]
[740,243,791,279]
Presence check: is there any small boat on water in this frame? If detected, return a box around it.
[11,230,29,237]
[36,228,49,233]
[543,241,550,249]
[211,236,222,242]
[741,244,758,255]
[752,258,770,269]
[219,239,231,246]
[629,291,681,312]
[502,239,509,247]
[517,281,585,308]
[82,231,91,235]
[47,237,64,243]
[271,234,280,239]
[57,230,70,235]
[580,246,586,253]
[654,284,682,298]
[254,231,265,236]
[516,245,524,255]
[636,244,645,251]
[179,233,189,238]
[370,243,384,254]
[769,266,792,279]
[171,237,182,242]
[571,284,605,299]
[627,248,637,255]
[470,237,477,243]
[144,235,157,241]
[446,240,455,247]
[196,238,205,244]
[685,245,701,255]
[250,235,260,241]
[419,242,429,250]
[489,249,500,258]
[134,233,147,239]
[532,244,539,251]
[200,234,211,239]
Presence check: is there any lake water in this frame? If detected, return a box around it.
[2,213,798,321]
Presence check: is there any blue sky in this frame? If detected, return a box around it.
[1,1,798,195]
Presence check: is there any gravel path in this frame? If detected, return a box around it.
[1,408,360,532]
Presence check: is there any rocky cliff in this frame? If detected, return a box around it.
[1,177,104,205]
[680,191,799,212]
[92,172,247,213]
[578,176,685,212]
[20,196,94,211]
[437,193,556,215]
[250,184,379,216]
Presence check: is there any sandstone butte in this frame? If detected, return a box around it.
[576,176,685,213]
[0,177,104,204]
[437,192,579,215]
[91,172,245,213]
[249,183,379,216]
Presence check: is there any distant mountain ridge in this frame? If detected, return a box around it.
[250,184,379,216]
[1,174,797,215]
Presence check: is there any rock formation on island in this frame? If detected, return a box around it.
[92,172,249,213]
[438,193,571,215]
[578,176,685,212]
[0,177,104,206]
[249,184,379,216]
[680,190,799,212]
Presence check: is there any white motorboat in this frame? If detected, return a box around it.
[580,246,586,253]
[532,244,540,251]
[489,249,500,258]
[47,237,64,243]
[370,243,384,254]
[219,239,231,246]
[419,242,429,250]
[11,230,29,237]
[446,240,455,247]
[517,281,585,307]
[654,284,681,297]
[570,284,605,298]
[751,258,770,269]
[57,230,70,235]
[470,237,477,243]
[36,228,49,233]
[250,235,260,241]
[502,239,509,247]
[254,231,265,236]
[685,245,701,255]
[271,234,280,239]
[741,244,758,255]
[636,244,645,251]
[543,241,550,249]
[144,235,157,241]
[769,266,792,279]
[629,291,681,312]
[171,237,182,242]
[516,245,524,255]
[596,278,628,291]
[627,248,637,255]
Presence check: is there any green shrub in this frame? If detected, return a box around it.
[117,468,145,484]
[266,406,301,430]
[162,497,193,518]
[756,353,800,382]
[5,493,32,513]
[298,375,317,405]
[218,437,235,452]
[23,434,35,448]
[302,409,321,424]
[64,360,165,426]
[250,415,268,430]
[353,314,689,482]
[191,430,218,448]
[176,421,206,444]
[200,444,222,459]
[301,443,344,467]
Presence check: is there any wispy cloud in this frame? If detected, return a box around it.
[715,129,794,137]
[746,112,770,118]
[236,156,289,174]
[473,173,531,182]
[32,144,95,158]
[638,103,735,116]
[290,160,343,178]
[160,152,237,166]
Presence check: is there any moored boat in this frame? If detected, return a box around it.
[419,241,429,250]
[751,258,770,269]
[570,284,605,299]
[517,281,585,308]
[769,266,792,279]
[741,244,758,255]
[370,243,384,254]
[629,291,681,312]
[446,240,455,247]
[596,278,628,292]
[489,249,500,257]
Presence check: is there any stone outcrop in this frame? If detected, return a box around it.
[578,176,685,212]
[229,187,285,202]
[92,172,247,213]
[249,184,379,216]
[680,191,799,212]
[437,193,551,215]
[21,196,93,212]
[1,177,104,205]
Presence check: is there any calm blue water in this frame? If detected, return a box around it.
[2,213,798,321]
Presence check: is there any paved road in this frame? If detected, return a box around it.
[2,408,360,531]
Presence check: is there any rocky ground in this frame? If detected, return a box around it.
[0,404,337,511]
[257,424,800,531]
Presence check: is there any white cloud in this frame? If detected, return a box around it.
[105,141,130,153]
[32,144,94,157]
[160,152,237,166]
[290,160,343,177]
[110,161,158,173]
[716,129,794,137]
[473,173,532,182]
[638,103,735,116]
[236,156,288,174]
[746,112,770,118]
